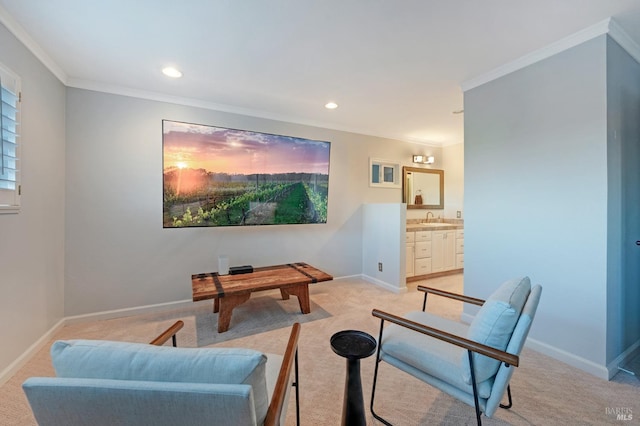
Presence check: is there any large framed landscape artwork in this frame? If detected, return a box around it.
[162,120,331,228]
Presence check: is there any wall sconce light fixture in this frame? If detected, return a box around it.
[413,155,434,164]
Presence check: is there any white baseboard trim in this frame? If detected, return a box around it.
[63,275,386,326]
[361,274,407,294]
[332,274,364,281]
[64,299,195,325]
[0,318,65,387]
[65,276,361,326]
[462,312,612,380]
[524,338,610,380]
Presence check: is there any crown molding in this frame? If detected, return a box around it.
[68,77,444,145]
[403,137,448,147]
[462,18,612,92]
[608,18,640,65]
[0,4,67,84]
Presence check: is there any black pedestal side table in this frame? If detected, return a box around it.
[330,330,377,426]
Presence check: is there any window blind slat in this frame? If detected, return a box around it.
[1,86,18,99]
[0,74,4,176]
[1,104,17,122]
[0,167,15,179]
[1,155,15,169]
[1,94,17,106]
[0,64,20,208]
[2,128,16,142]
[2,140,16,156]
[2,130,16,143]
[1,116,16,128]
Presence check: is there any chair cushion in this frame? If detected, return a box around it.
[23,378,258,426]
[381,311,493,399]
[51,340,269,424]
[462,277,531,384]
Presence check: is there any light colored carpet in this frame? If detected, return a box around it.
[1,274,638,425]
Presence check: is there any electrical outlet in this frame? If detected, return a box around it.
[378,262,383,272]
[456,210,461,218]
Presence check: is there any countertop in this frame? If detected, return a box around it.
[406,222,463,231]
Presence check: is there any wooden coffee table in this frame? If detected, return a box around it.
[192,262,333,332]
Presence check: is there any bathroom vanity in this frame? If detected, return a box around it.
[405,222,463,280]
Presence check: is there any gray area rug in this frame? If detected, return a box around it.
[192,294,331,346]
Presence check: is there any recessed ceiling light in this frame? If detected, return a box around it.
[325,102,338,109]
[162,67,183,78]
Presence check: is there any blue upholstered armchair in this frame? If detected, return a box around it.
[23,321,300,426]
[370,277,542,425]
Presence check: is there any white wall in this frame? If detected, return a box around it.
[443,143,464,219]
[362,203,406,292]
[464,36,610,376]
[0,23,66,377]
[63,89,438,316]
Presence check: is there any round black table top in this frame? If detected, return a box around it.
[330,330,377,360]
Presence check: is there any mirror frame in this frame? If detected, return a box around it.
[402,166,444,209]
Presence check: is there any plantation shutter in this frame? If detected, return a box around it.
[0,63,20,210]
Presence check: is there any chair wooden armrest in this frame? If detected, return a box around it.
[417,285,485,311]
[372,309,518,366]
[265,322,301,426]
[149,320,184,347]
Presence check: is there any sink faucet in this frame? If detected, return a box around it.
[426,211,434,222]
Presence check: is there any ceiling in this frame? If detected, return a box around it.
[2,1,640,146]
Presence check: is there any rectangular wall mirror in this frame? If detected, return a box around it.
[402,166,444,209]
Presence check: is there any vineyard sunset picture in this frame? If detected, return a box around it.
[163,120,330,228]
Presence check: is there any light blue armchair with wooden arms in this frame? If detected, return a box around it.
[370,277,542,425]
[22,321,300,426]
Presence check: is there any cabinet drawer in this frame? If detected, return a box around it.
[456,238,464,254]
[415,230,432,242]
[456,229,464,239]
[406,232,415,243]
[415,258,432,275]
[456,253,464,269]
[415,241,431,258]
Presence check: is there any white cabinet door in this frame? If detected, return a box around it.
[406,231,415,277]
[443,230,457,271]
[406,243,415,277]
[431,231,445,273]
[411,227,462,276]
[432,230,457,272]
[456,232,464,269]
